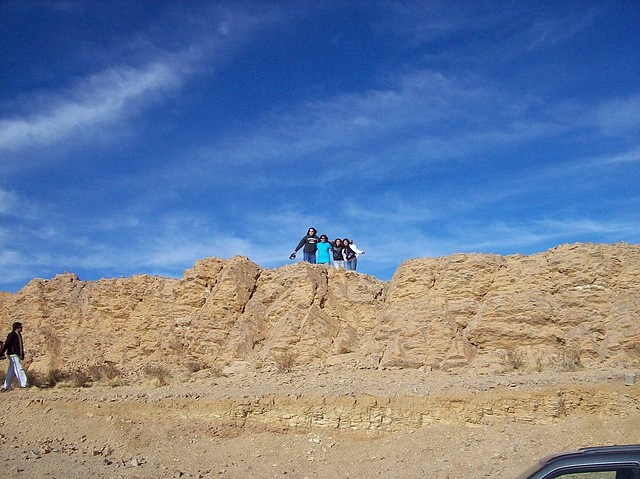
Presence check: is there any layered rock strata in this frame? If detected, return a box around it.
[0,242,638,374]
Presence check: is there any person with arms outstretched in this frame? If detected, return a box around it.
[342,238,365,271]
[291,227,320,264]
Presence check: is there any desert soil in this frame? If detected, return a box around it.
[1,364,639,479]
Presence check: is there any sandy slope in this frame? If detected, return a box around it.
[1,365,639,479]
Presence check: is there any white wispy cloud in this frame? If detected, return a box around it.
[519,8,600,52]
[0,187,20,215]
[380,2,600,59]
[593,94,640,136]
[190,66,629,190]
[593,147,640,166]
[0,62,183,153]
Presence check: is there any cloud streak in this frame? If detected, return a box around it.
[0,62,183,153]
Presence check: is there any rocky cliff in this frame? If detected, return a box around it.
[1,242,638,376]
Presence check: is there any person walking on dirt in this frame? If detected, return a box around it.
[1,322,28,391]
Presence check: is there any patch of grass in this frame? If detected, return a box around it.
[143,364,171,387]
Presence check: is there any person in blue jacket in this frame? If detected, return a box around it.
[291,227,320,263]
[316,235,332,267]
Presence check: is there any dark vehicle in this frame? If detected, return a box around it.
[518,445,640,479]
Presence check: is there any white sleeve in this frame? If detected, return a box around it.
[350,242,364,255]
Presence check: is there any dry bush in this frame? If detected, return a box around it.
[274,351,296,373]
[208,364,226,378]
[25,370,47,388]
[555,344,583,371]
[46,369,70,387]
[531,352,545,372]
[87,363,122,381]
[47,369,91,388]
[68,369,92,388]
[185,360,208,373]
[29,369,88,389]
[501,348,525,372]
[143,364,171,387]
[25,363,123,389]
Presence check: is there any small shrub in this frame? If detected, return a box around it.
[87,363,122,381]
[24,370,48,388]
[502,348,525,372]
[185,360,208,374]
[47,369,71,387]
[555,344,583,371]
[531,352,544,372]
[69,369,92,388]
[210,364,227,378]
[274,352,296,373]
[143,364,171,387]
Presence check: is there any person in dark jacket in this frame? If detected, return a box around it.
[342,238,365,271]
[331,238,345,269]
[1,322,28,391]
[291,227,320,264]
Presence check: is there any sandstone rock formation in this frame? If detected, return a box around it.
[1,242,638,376]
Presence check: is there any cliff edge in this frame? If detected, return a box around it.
[1,242,638,376]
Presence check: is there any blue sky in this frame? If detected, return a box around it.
[1,1,639,293]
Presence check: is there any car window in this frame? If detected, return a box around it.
[556,473,616,479]
[550,469,635,479]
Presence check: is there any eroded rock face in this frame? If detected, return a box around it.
[1,243,638,374]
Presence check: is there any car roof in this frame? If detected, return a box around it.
[541,445,640,465]
[517,445,640,479]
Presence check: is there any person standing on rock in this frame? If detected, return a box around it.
[1,322,28,391]
[316,235,332,267]
[331,238,345,269]
[290,227,320,264]
[342,238,365,271]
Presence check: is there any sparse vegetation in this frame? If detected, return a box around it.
[274,351,296,373]
[501,348,525,372]
[531,352,545,372]
[87,362,122,381]
[185,360,208,373]
[555,344,583,371]
[24,368,92,388]
[143,364,171,386]
[87,362,124,386]
[209,364,225,378]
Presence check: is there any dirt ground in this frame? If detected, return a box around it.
[1,364,639,479]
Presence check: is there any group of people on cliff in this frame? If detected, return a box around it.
[290,227,365,271]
